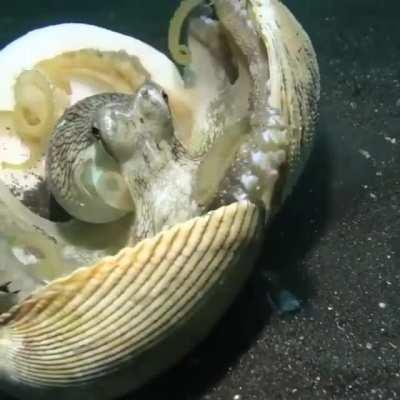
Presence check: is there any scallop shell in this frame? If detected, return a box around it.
[0,201,262,399]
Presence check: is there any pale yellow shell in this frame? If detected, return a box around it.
[0,201,261,399]
[250,0,320,198]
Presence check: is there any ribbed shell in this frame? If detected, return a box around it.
[249,0,320,199]
[0,201,261,397]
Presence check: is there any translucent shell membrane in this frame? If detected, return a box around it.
[0,202,261,396]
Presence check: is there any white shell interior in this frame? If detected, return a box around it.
[0,23,184,111]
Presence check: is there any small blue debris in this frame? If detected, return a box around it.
[273,290,301,315]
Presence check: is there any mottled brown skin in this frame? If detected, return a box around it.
[46,82,200,234]
[46,92,133,206]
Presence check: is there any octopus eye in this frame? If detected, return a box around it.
[91,126,101,139]
[161,91,169,102]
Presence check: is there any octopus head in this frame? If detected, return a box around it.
[94,82,173,163]
[46,82,175,224]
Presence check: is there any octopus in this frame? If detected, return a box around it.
[45,80,286,240]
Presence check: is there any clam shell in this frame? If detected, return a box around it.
[0,201,262,399]
[249,0,320,199]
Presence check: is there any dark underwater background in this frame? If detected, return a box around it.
[0,1,399,399]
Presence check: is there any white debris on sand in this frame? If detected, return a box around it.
[359,149,371,159]
[384,136,397,145]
